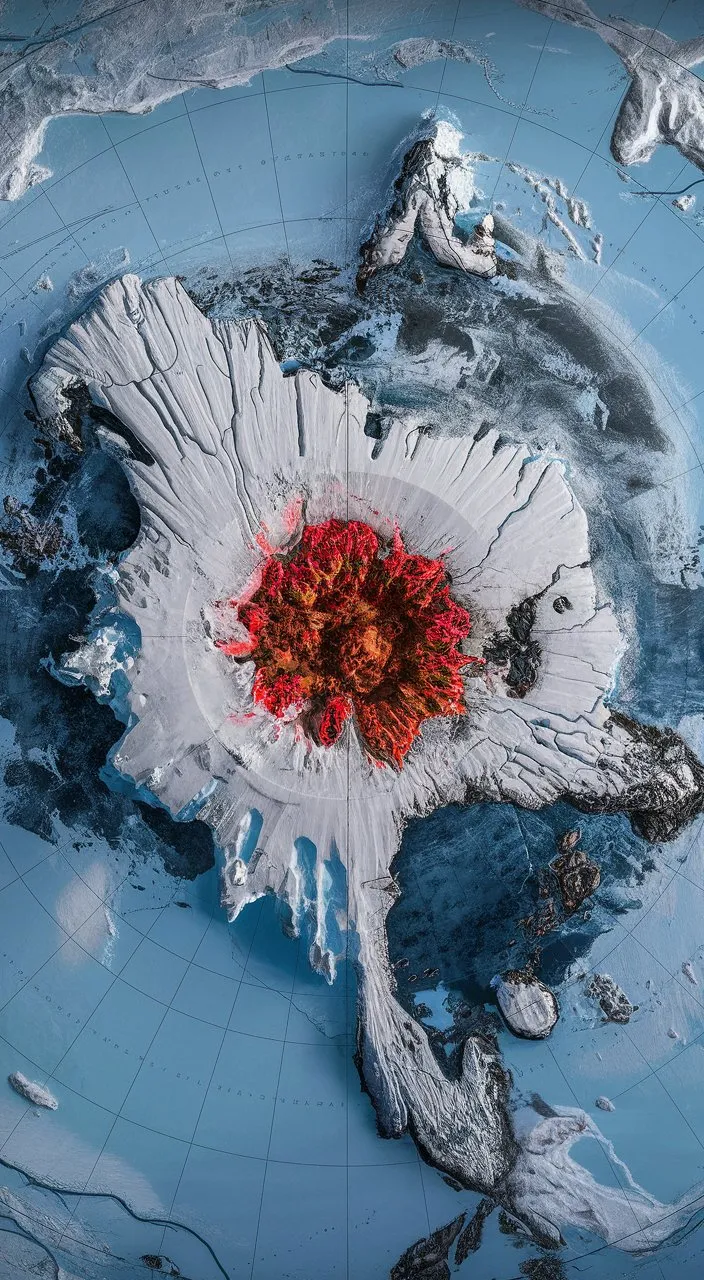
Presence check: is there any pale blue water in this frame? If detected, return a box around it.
[1,3,704,1277]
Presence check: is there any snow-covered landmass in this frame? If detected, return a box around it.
[0,2,515,204]
[587,973,636,1023]
[506,162,593,258]
[0,0,351,200]
[491,973,559,1039]
[30,272,704,1230]
[357,122,497,288]
[507,1108,704,1250]
[515,1,704,173]
[57,627,132,699]
[8,1073,58,1110]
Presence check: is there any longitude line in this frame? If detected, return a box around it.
[247,915,304,1279]
[566,0,674,200]
[47,880,201,1253]
[567,2,698,314]
[155,892,263,1260]
[0,879,135,1164]
[158,19,235,276]
[545,1039,654,1246]
[487,19,555,207]
[96,117,171,273]
[261,76,294,279]
[431,0,462,115]
[623,1019,704,1161]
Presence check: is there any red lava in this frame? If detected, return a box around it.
[217,518,475,767]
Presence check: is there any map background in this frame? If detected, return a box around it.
[1,1,704,1276]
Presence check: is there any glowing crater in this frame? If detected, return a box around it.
[217,517,474,766]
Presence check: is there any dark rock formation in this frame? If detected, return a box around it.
[587,973,636,1024]
[454,1198,494,1265]
[483,596,541,699]
[520,1256,568,1280]
[390,1214,466,1280]
[612,713,704,843]
[0,496,65,576]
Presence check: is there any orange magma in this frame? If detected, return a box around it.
[217,518,475,767]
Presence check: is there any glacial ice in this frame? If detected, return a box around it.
[491,973,559,1039]
[30,271,704,1229]
[508,1108,704,1251]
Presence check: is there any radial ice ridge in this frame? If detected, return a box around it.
[30,273,704,1224]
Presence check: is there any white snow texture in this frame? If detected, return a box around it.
[29,271,699,1217]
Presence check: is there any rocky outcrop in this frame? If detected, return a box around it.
[357,122,497,290]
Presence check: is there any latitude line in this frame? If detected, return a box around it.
[49,879,204,1259]
[486,14,556,207]
[261,73,294,283]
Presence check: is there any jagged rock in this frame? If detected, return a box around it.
[606,714,704,844]
[454,1198,494,1265]
[587,974,635,1024]
[550,832,600,914]
[140,1257,180,1276]
[483,595,542,699]
[357,122,497,290]
[391,1214,465,1280]
[520,1257,567,1280]
[527,897,559,937]
[0,496,65,574]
